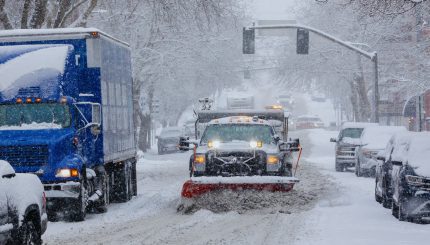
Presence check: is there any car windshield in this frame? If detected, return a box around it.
[201,124,274,144]
[0,103,71,128]
[340,128,363,140]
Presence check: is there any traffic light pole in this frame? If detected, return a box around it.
[246,24,380,122]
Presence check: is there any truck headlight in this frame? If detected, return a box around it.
[208,140,221,149]
[267,155,279,164]
[250,141,263,148]
[194,154,206,164]
[55,168,79,178]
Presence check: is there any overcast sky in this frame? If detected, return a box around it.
[251,0,299,20]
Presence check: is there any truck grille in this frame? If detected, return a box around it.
[338,146,356,156]
[0,145,49,167]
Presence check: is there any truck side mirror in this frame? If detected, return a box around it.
[179,136,191,151]
[377,156,385,161]
[330,138,337,143]
[391,161,402,166]
[91,124,101,136]
[279,138,300,152]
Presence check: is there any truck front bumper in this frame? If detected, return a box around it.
[44,181,80,199]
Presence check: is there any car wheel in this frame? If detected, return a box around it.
[398,197,408,221]
[375,179,382,203]
[391,201,399,218]
[381,178,392,209]
[335,161,343,172]
[355,159,362,177]
[18,218,42,245]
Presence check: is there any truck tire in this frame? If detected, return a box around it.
[69,182,88,222]
[116,162,132,202]
[15,218,42,245]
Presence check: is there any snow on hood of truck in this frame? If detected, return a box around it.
[0,122,62,130]
[0,44,72,100]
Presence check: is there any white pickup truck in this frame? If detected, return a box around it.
[0,160,47,244]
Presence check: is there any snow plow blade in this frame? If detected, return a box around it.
[181,176,300,199]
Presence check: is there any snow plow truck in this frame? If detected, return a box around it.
[178,109,302,211]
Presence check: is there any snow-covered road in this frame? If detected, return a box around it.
[43,95,430,245]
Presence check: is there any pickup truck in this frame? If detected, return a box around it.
[0,160,47,244]
[0,28,137,221]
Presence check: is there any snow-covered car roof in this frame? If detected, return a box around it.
[208,116,272,126]
[361,126,407,150]
[388,131,414,162]
[402,132,430,177]
[341,122,378,129]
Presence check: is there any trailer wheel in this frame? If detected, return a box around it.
[95,173,110,213]
[117,162,132,202]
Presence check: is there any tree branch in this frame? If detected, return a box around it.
[20,0,32,29]
[30,0,48,29]
[0,0,13,29]
[58,0,89,28]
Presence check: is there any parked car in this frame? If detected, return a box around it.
[0,160,47,244]
[182,119,197,139]
[330,122,378,172]
[311,92,326,102]
[374,132,411,208]
[390,132,430,222]
[157,127,183,154]
[277,94,295,109]
[356,126,406,177]
[295,115,324,129]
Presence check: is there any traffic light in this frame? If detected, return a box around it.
[243,27,255,54]
[297,28,309,54]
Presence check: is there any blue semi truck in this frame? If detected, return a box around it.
[0,28,137,221]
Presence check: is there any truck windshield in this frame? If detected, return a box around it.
[0,103,71,128]
[201,124,274,144]
[340,128,363,140]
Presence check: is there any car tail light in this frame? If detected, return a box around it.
[42,191,47,211]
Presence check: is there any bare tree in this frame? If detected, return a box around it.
[0,0,99,29]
